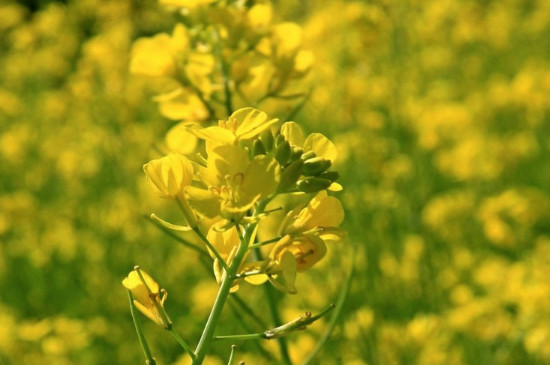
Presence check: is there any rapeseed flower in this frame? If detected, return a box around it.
[143,153,194,200]
[122,268,168,328]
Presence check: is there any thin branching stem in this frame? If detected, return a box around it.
[127,291,156,365]
[193,226,229,272]
[253,249,292,365]
[169,327,197,360]
[301,246,355,365]
[146,215,208,258]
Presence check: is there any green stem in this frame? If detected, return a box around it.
[227,345,237,365]
[253,249,292,365]
[192,200,271,365]
[193,226,229,272]
[192,223,256,364]
[146,215,209,258]
[215,333,265,341]
[248,236,282,249]
[265,284,292,365]
[301,246,355,365]
[227,299,275,361]
[127,291,156,365]
[169,327,196,360]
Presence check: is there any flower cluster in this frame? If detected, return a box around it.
[130,1,313,122]
[140,107,344,294]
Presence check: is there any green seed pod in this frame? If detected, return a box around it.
[261,129,274,152]
[318,170,340,182]
[290,146,304,161]
[275,140,291,166]
[296,177,332,193]
[278,159,304,192]
[302,157,332,176]
[253,139,266,156]
[300,151,316,160]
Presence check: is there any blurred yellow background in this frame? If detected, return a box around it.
[2,0,550,364]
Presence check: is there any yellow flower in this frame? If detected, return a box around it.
[190,107,278,146]
[280,121,338,163]
[269,234,326,272]
[280,191,345,240]
[190,144,280,219]
[130,24,188,78]
[122,268,168,327]
[143,153,194,199]
[159,0,216,9]
[154,87,210,121]
[265,250,297,293]
[206,226,242,292]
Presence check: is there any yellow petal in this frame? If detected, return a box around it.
[130,34,175,77]
[239,155,280,204]
[185,186,220,218]
[247,4,272,30]
[272,23,302,58]
[294,50,314,73]
[304,133,338,163]
[144,153,194,198]
[165,123,198,155]
[328,182,343,192]
[233,107,279,140]
[280,122,304,147]
[190,126,235,145]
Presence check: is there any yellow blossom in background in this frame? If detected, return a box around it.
[130,24,188,78]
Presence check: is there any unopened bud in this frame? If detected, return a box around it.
[253,139,266,156]
[302,157,331,176]
[275,134,285,148]
[296,177,332,193]
[278,159,303,191]
[318,171,340,182]
[261,129,274,152]
[275,140,291,166]
[300,151,316,160]
[290,146,304,161]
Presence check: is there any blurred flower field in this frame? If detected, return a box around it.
[2,0,550,364]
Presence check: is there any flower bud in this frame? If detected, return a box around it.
[261,129,274,152]
[290,146,304,161]
[302,157,331,176]
[296,177,332,193]
[300,150,316,160]
[278,159,303,191]
[123,267,170,328]
[275,140,291,166]
[253,139,266,156]
[318,170,340,182]
[275,134,286,147]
